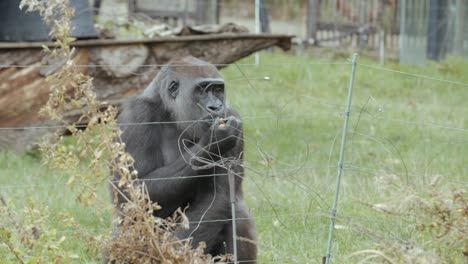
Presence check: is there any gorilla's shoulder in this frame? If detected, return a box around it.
[119,96,164,123]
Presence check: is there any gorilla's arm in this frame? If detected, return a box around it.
[139,121,242,209]
[119,100,242,210]
[138,142,216,208]
[116,99,206,207]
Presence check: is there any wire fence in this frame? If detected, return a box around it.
[0,53,467,263]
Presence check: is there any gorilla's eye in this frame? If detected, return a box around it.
[168,81,179,96]
[213,87,223,94]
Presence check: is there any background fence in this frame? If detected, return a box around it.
[219,0,468,63]
[94,0,468,63]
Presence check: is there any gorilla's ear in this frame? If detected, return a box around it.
[168,81,179,98]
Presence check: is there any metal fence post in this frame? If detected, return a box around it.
[228,169,238,263]
[324,53,358,264]
[254,0,260,65]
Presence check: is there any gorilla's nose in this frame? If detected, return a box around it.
[207,103,223,114]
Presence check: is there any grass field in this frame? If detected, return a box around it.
[1,50,467,263]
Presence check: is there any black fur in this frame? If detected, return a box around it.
[110,56,257,263]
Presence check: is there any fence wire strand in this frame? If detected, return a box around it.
[358,63,468,87]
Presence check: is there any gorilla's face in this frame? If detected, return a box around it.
[157,58,226,139]
[190,78,225,117]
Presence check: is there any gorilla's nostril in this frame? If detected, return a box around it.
[207,105,221,112]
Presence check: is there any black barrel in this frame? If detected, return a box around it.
[0,0,98,42]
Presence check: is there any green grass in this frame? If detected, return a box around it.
[1,50,467,263]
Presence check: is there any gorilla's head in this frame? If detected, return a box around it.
[144,56,226,139]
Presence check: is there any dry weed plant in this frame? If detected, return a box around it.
[0,1,221,263]
[0,197,84,263]
[350,174,467,263]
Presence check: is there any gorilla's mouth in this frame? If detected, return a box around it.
[197,103,226,122]
[203,114,225,126]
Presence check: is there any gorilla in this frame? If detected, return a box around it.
[111,56,257,263]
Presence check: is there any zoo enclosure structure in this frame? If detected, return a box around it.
[304,0,467,62]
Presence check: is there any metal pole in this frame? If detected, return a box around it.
[379,30,385,65]
[324,53,358,264]
[399,0,406,63]
[306,0,319,45]
[427,0,441,60]
[378,0,386,65]
[228,169,238,263]
[254,0,260,65]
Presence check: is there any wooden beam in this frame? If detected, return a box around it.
[0,33,294,50]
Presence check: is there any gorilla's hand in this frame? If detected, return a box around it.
[202,116,242,154]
